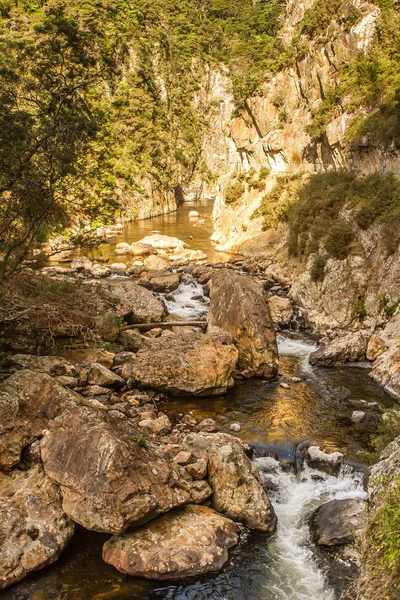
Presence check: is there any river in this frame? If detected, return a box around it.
[2,205,393,600]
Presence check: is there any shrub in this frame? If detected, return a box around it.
[310,254,327,282]
[324,220,354,259]
[225,180,245,204]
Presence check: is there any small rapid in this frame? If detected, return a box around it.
[254,457,366,600]
[162,276,209,319]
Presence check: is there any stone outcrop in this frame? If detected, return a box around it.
[102,504,239,579]
[129,333,238,396]
[0,370,80,470]
[310,499,366,547]
[40,406,190,534]
[207,269,278,378]
[309,331,370,367]
[370,345,400,400]
[268,296,293,327]
[6,354,77,377]
[0,466,74,589]
[184,432,277,532]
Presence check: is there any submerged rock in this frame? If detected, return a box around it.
[0,370,80,470]
[307,446,343,475]
[41,406,190,534]
[0,466,74,589]
[129,333,238,396]
[310,499,366,547]
[102,504,239,580]
[207,269,278,378]
[309,331,369,366]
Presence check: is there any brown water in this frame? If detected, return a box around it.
[1,334,393,600]
[83,199,232,264]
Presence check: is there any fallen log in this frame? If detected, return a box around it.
[122,320,207,332]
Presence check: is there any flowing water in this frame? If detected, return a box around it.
[3,210,394,600]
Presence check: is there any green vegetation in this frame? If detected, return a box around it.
[300,0,360,39]
[135,434,149,449]
[310,254,327,283]
[378,296,400,320]
[362,474,400,600]
[287,171,400,259]
[99,312,125,342]
[225,179,245,204]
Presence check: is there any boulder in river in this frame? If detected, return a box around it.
[309,331,370,367]
[128,332,238,396]
[138,234,188,250]
[310,498,366,547]
[102,504,239,579]
[143,255,170,271]
[0,466,74,589]
[138,270,181,293]
[207,269,278,378]
[41,406,190,534]
[0,370,80,470]
[184,432,277,532]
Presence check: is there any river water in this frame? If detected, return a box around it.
[2,206,393,600]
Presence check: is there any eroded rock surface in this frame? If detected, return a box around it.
[102,504,238,579]
[0,466,74,589]
[207,269,278,378]
[129,333,238,396]
[41,406,190,533]
[97,279,166,323]
[309,331,370,367]
[0,370,80,470]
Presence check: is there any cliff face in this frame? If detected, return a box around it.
[202,0,399,251]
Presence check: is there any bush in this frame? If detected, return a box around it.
[324,220,354,259]
[225,180,245,204]
[310,253,327,282]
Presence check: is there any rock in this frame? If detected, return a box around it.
[143,255,170,271]
[110,262,127,274]
[230,422,241,432]
[119,329,148,352]
[268,296,293,327]
[97,279,166,323]
[207,269,278,378]
[0,466,74,589]
[54,375,78,388]
[309,331,370,366]
[366,334,387,361]
[173,451,191,465]
[310,499,366,547]
[130,243,156,257]
[187,480,212,503]
[113,351,136,366]
[186,459,207,480]
[280,382,290,389]
[189,210,199,219]
[207,436,277,532]
[40,406,190,534]
[7,354,76,377]
[129,333,238,396]
[169,249,207,265]
[138,234,188,250]
[139,271,181,293]
[71,256,92,271]
[351,410,366,423]
[89,264,111,278]
[87,363,124,389]
[198,418,220,432]
[114,242,132,255]
[307,446,343,475]
[0,370,80,470]
[102,504,238,579]
[370,346,400,400]
[53,348,115,369]
[138,414,172,436]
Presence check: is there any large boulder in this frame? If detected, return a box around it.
[40,406,190,534]
[138,234,188,250]
[184,433,277,532]
[0,370,80,470]
[129,333,238,396]
[370,346,400,400]
[138,271,181,293]
[309,331,369,367]
[0,466,74,589]
[102,504,238,580]
[268,296,293,327]
[143,255,170,271]
[310,499,366,547]
[207,270,278,378]
[97,279,166,323]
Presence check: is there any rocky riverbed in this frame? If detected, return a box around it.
[1,233,399,599]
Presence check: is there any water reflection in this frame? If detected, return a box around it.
[84,200,232,264]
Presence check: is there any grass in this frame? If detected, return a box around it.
[225,180,245,204]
